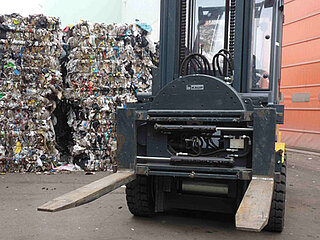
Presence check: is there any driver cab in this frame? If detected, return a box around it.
[167,0,283,104]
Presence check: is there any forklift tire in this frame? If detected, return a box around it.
[265,155,287,232]
[126,175,155,217]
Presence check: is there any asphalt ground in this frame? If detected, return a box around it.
[0,151,319,240]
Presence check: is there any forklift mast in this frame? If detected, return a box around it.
[156,0,283,103]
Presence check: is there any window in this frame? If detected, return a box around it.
[251,0,274,89]
[188,0,227,61]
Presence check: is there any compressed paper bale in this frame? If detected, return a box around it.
[61,20,156,171]
[0,13,63,172]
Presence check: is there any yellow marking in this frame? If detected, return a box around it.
[14,141,21,155]
[276,125,281,142]
[275,125,285,163]
[275,142,285,163]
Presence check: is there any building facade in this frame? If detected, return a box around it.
[280,0,320,152]
[43,0,160,41]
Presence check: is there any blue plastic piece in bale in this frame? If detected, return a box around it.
[136,22,152,33]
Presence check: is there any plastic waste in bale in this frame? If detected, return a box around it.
[0,13,63,172]
[61,20,155,171]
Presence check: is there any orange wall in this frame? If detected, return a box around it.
[280,0,320,152]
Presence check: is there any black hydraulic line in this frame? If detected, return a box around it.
[212,53,233,77]
[189,136,204,157]
[231,140,252,158]
[168,144,178,155]
[218,49,234,70]
[189,147,201,157]
[208,138,218,150]
[168,140,249,158]
[199,148,227,157]
[213,53,224,76]
[234,148,251,158]
[180,53,211,76]
[189,57,204,73]
[219,49,232,60]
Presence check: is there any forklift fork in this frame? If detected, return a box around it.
[236,176,274,231]
[37,171,135,212]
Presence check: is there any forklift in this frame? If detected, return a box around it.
[38,0,286,233]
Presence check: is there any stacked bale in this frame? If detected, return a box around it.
[62,21,155,171]
[0,14,63,172]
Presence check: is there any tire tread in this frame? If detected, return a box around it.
[126,176,154,217]
[265,154,287,232]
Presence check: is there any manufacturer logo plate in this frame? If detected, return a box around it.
[186,84,205,91]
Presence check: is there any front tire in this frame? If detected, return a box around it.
[265,156,287,232]
[126,175,155,217]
